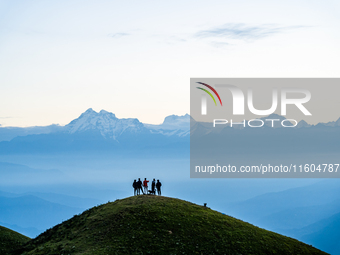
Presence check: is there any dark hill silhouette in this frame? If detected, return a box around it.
[0,225,30,255]
[16,196,327,255]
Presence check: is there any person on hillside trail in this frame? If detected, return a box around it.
[151,178,156,194]
[132,180,137,196]
[156,179,162,196]
[137,178,143,195]
[143,178,149,194]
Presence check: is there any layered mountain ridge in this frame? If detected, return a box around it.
[1,109,340,142]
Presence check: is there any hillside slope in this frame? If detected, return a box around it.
[0,226,30,255]
[17,196,327,255]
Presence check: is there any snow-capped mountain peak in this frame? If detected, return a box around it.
[81,108,97,116]
[65,109,144,139]
[163,114,190,124]
[145,114,190,131]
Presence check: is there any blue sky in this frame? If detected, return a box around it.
[1,0,340,127]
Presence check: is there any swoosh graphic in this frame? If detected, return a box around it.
[197,82,222,106]
[196,87,217,106]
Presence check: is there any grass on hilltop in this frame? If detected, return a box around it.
[16,195,328,255]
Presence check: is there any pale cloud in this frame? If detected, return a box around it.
[108,32,129,38]
[195,23,308,44]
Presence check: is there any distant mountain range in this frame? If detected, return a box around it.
[0,189,103,238]
[0,109,339,154]
[226,180,340,255]
[0,108,190,142]
[1,109,340,142]
[0,194,83,237]
[0,109,190,153]
[0,124,63,142]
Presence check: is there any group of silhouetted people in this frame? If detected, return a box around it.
[133,178,162,196]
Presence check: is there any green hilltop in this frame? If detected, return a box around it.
[14,195,327,255]
[0,226,30,255]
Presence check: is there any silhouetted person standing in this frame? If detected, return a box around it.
[143,178,149,194]
[151,178,156,194]
[137,178,143,195]
[156,179,162,196]
[132,180,137,196]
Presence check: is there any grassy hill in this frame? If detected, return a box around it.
[0,226,30,255]
[17,195,327,255]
